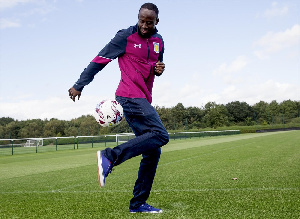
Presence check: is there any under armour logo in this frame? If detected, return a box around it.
[134,44,141,48]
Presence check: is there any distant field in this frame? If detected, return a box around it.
[0,131,299,218]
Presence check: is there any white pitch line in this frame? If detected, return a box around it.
[1,187,299,194]
[153,187,300,192]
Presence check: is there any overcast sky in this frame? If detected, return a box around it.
[0,0,299,120]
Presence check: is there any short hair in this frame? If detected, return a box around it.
[140,3,159,18]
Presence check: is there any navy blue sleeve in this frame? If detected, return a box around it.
[73,62,105,92]
[158,40,164,62]
[73,28,131,92]
[97,29,129,59]
[156,34,164,62]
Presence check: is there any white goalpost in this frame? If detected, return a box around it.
[23,138,44,147]
[115,133,135,144]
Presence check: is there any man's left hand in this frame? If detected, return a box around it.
[154,61,165,76]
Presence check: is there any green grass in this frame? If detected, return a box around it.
[0,131,299,218]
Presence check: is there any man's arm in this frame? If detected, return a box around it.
[69,28,129,101]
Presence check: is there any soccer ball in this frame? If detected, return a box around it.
[94,99,124,127]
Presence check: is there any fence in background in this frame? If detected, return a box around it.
[0,130,240,156]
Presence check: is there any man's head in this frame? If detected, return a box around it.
[138,3,159,38]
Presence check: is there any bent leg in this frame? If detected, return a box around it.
[102,97,169,166]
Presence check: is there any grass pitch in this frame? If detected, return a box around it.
[0,131,299,218]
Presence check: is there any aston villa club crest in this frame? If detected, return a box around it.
[153,42,159,53]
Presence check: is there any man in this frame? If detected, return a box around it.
[68,3,169,214]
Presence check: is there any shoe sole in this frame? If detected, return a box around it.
[130,211,163,214]
[96,151,105,187]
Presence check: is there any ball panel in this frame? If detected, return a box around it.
[94,99,124,127]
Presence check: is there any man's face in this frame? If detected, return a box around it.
[138,8,159,38]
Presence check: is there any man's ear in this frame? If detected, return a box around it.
[155,18,159,25]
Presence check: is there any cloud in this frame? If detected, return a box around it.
[0,18,20,29]
[152,72,207,108]
[212,56,250,84]
[0,0,56,28]
[187,80,298,107]
[213,56,249,75]
[178,84,204,105]
[0,0,36,10]
[249,80,298,104]
[152,81,174,107]
[217,80,298,105]
[264,2,289,18]
[23,5,56,16]
[0,95,109,120]
[253,24,300,59]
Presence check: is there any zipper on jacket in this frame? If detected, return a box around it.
[146,38,153,83]
[147,39,150,63]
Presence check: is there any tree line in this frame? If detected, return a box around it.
[0,100,299,139]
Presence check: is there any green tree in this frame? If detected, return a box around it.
[253,101,269,124]
[4,121,21,138]
[0,125,5,138]
[203,102,229,128]
[110,119,130,133]
[64,126,78,137]
[279,100,299,122]
[43,119,66,137]
[226,101,253,125]
[79,115,99,136]
[186,106,204,129]
[0,117,14,126]
[156,106,173,130]
[171,103,186,129]
[19,119,44,138]
[267,100,280,124]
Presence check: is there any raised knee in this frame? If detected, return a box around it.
[159,130,169,146]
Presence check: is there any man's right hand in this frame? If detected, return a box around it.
[68,87,81,102]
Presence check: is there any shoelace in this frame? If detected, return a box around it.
[143,203,154,210]
[104,165,113,177]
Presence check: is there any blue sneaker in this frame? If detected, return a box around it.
[130,203,163,213]
[97,151,112,187]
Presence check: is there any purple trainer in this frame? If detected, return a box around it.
[97,151,112,187]
[130,203,163,213]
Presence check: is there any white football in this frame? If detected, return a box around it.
[94,99,123,127]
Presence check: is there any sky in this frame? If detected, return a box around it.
[0,0,299,121]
